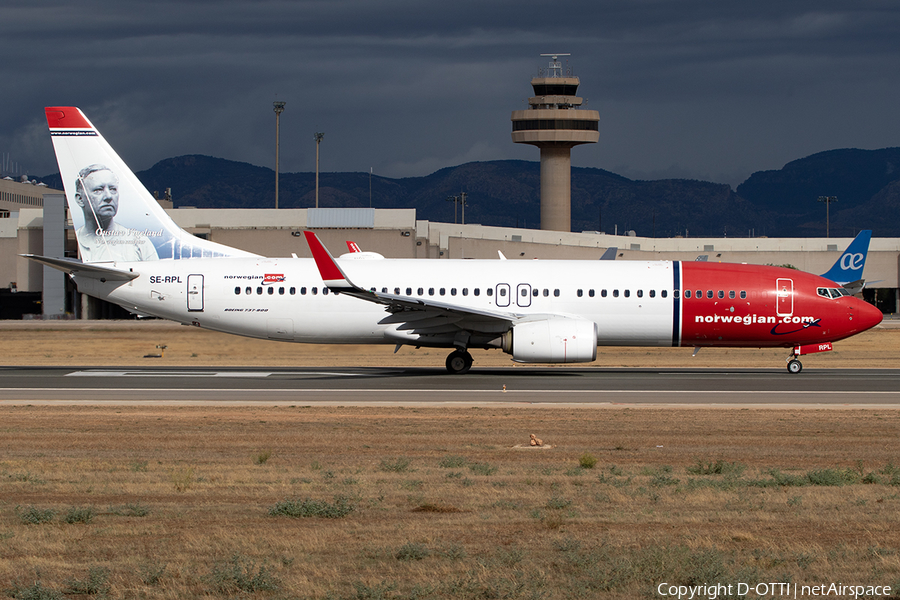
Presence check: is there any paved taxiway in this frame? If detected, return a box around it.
[2,366,900,406]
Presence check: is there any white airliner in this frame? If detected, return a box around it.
[27,107,883,374]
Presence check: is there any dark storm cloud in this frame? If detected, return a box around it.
[1,1,899,187]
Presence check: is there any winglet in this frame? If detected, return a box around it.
[303,231,355,289]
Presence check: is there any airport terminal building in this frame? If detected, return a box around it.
[2,178,899,319]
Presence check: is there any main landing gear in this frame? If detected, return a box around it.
[446,350,474,374]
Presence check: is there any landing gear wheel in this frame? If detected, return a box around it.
[446,350,473,374]
[787,359,802,374]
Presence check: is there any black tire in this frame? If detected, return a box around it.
[446,350,473,374]
[787,359,802,374]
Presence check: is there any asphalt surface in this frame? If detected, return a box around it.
[2,366,900,406]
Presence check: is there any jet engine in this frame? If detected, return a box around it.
[501,318,598,363]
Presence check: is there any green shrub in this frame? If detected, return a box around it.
[579,452,598,469]
[468,462,498,476]
[64,567,109,595]
[378,458,412,473]
[395,542,430,561]
[64,506,94,524]
[209,554,279,593]
[806,468,858,486]
[6,581,65,600]
[268,495,355,519]
[439,455,468,468]
[686,459,746,476]
[16,506,55,525]
[254,450,272,465]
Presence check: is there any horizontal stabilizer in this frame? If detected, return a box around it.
[21,254,138,281]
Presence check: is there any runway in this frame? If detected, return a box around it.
[2,366,900,407]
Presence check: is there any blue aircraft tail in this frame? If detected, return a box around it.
[820,230,871,285]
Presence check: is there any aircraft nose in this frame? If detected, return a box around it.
[855,298,883,331]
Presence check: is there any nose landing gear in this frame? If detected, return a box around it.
[786,358,803,374]
[446,350,474,374]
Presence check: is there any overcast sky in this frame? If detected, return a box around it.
[2,1,899,187]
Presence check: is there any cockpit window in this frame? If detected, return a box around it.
[818,287,850,299]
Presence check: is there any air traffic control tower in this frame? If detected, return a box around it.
[511,54,599,232]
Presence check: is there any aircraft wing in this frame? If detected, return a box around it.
[303,231,525,335]
[21,254,139,281]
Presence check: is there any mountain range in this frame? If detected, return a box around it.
[40,147,900,238]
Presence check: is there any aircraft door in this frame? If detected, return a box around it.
[516,283,532,308]
[775,278,793,316]
[187,274,204,312]
[496,283,510,307]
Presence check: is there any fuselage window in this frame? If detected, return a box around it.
[394,287,400,295]
[323,287,329,295]
[300,287,307,295]
[462,288,468,296]
[312,287,318,295]
[588,289,594,297]
[498,288,505,297]
[487,288,493,297]
[706,290,713,299]
[543,289,549,297]
[740,291,747,299]
[474,288,480,296]
[613,289,619,298]
[279,287,285,295]
[381,287,387,294]
[718,290,724,299]
[257,287,263,295]
[577,289,583,297]
[649,289,656,298]
[406,287,412,295]
[624,289,630,298]
[523,288,530,297]
[267,287,274,295]
[637,289,643,298]
[533,288,539,297]
[729,290,735,299]
[684,290,691,299]
[451,288,457,296]
[290,287,296,295]
[245,286,252,295]
[440,288,446,296]
[696,290,701,299]
[429,288,435,296]
[601,289,607,298]
[554,289,560,297]
[234,287,240,295]
[418,287,424,295]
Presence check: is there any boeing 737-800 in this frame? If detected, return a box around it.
[26,107,883,374]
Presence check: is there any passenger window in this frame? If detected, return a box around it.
[429,288,435,296]
[637,290,643,298]
[498,288,505,297]
[245,286,252,295]
[740,291,746,299]
[707,290,713,299]
[312,287,318,295]
[381,287,388,293]
[418,287,424,295]
[474,288,480,296]
[279,287,285,295]
[462,288,468,296]
[649,290,655,298]
[234,287,240,295]
[406,287,412,296]
[718,290,724,299]
[487,288,493,297]
[267,287,274,295]
[256,287,263,295]
[323,287,329,295]
[394,287,400,295]
[440,288,446,296]
[533,288,539,296]
[577,289,583,297]
[451,288,457,296]
[696,290,701,299]
[543,289,549,297]
[729,290,735,299]
[613,289,619,298]
[554,289,560,297]
[300,287,307,295]
[523,288,529,297]
[589,289,595,297]
[624,289,630,298]
[601,289,607,298]
[290,287,296,295]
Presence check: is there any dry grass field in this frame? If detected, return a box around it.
[2,321,900,599]
[2,407,900,599]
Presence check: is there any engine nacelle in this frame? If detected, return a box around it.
[502,318,598,363]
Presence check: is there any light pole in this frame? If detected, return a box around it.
[273,101,285,209]
[818,195,838,238]
[314,132,324,208]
